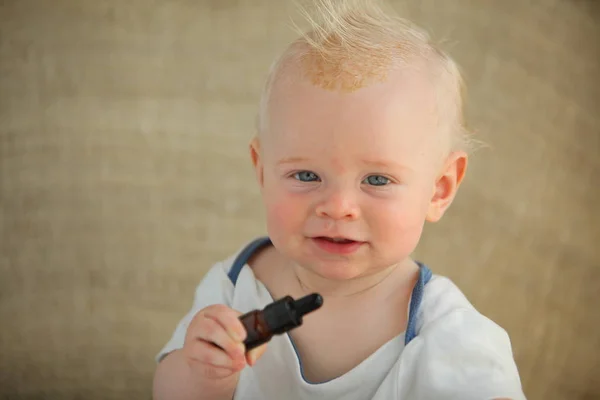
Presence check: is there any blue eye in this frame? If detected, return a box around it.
[294,171,320,182]
[363,175,390,186]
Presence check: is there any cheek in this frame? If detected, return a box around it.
[263,184,308,238]
[266,200,293,230]
[370,192,429,251]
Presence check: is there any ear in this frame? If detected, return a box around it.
[249,136,264,188]
[426,151,468,222]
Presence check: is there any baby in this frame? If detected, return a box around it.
[153,1,526,399]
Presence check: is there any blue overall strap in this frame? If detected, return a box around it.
[227,237,273,285]
[404,263,433,345]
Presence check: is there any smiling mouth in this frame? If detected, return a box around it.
[315,237,357,244]
[311,236,364,254]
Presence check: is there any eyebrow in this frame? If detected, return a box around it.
[360,159,413,172]
[360,159,395,169]
[276,156,412,172]
[276,156,309,166]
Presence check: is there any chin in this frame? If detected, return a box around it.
[299,257,367,281]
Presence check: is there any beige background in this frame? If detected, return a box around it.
[1,0,599,399]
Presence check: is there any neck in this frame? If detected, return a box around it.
[291,258,418,299]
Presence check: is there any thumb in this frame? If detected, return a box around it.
[246,343,268,366]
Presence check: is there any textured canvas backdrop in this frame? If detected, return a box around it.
[1,0,598,399]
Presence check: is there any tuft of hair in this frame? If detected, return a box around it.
[257,0,479,153]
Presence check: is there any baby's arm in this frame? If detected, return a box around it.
[152,262,268,400]
[153,348,238,400]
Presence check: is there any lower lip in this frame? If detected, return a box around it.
[311,237,364,255]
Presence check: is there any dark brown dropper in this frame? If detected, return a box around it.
[239,293,323,351]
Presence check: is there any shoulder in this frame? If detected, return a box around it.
[414,274,473,331]
[172,237,272,314]
[196,237,274,311]
[417,275,511,345]
[418,274,514,361]
[405,274,526,399]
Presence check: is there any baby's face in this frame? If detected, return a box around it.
[251,66,463,281]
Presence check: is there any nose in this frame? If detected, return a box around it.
[315,187,360,221]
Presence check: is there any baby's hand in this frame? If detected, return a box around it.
[183,304,267,381]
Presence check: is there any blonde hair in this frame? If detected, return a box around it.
[257,0,475,152]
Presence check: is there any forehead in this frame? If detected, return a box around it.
[265,63,442,163]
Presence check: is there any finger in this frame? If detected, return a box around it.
[195,315,246,362]
[246,343,268,366]
[203,305,247,343]
[188,339,244,370]
[197,363,240,380]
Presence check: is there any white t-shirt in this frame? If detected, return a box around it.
[157,239,526,400]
